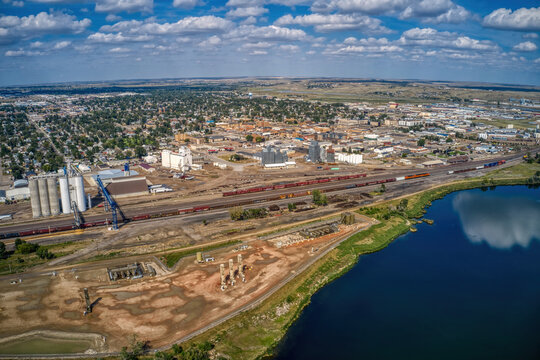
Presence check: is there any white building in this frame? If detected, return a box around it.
[336,153,363,165]
[162,146,193,171]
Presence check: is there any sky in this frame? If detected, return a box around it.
[0,0,539,86]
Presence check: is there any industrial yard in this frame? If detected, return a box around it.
[0,213,369,354]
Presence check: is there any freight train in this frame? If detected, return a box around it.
[0,173,431,240]
[222,173,368,196]
[447,160,505,175]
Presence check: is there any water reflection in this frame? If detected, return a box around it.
[453,191,540,249]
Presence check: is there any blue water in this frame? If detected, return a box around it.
[273,186,540,360]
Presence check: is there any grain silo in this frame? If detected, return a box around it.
[59,175,71,214]
[29,178,42,218]
[38,177,51,217]
[47,177,60,216]
[74,175,86,212]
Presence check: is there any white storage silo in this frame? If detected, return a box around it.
[47,177,60,216]
[59,176,71,214]
[74,175,86,212]
[38,177,51,217]
[29,178,42,218]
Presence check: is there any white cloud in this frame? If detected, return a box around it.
[198,35,221,48]
[53,40,71,49]
[513,41,538,52]
[5,49,42,56]
[88,32,152,43]
[106,14,122,22]
[311,0,471,24]
[172,0,204,9]
[100,16,233,35]
[249,50,267,55]
[0,11,91,44]
[109,46,131,52]
[534,57,540,63]
[226,24,307,42]
[240,41,272,49]
[483,7,540,31]
[523,33,538,39]
[275,13,391,34]
[95,0,153,14]
[399,27,499,51]
[3,0,25,7]
[29,41,45,48]
[227,6,268,18]
[241,16,258,25]
[279,44,299,51]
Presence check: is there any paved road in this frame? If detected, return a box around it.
[0,152,528,238]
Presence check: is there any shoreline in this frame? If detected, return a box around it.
[184,164,539,360]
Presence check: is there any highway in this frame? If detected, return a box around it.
[0,152,527,239]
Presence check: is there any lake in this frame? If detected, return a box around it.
[273,186,540,360]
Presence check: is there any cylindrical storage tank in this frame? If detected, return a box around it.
[29,178,42,218]
[74,175,86,212]
[47,177,60,216]
[59,176,71,214]
[38,178,51,217]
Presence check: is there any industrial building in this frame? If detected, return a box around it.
[105,176,149,199]
[308,140,321,163]
[260,146,288,166]
[161,146,192,171]
[336,152,363,165]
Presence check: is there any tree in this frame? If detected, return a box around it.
[134,146,146,158]
[287,203,296,211]
[0,241,6,259]
[17,242,38,254]
[379,184,386,193]
[312,190,327,206]
[417,138,425,147]
[229,206,244,221]
[446,137,453,143]
[120,335,145,360]
[398,199,408,212]
[154,351,174,360]
[245,134,253,142]
[172,344,183,355]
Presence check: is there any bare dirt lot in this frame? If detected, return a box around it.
[0,220,367,354]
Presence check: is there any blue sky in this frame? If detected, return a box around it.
[0,0,539,86]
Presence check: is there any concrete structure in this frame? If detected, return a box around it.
[161,146,192,171]
[229,259,235,286]
[300,223,339,238]
[47,177,60,216]
[107,263,143,281]
[336,153,363,165]
[59,176,71,215]
[261,146,288,166]
[38,178,51,217]
[308,140,321,163]
[238,254,245,282]
[73,175,86,212]
[340,212,355,225]
[220,264,227,290]
[29,178,42,218]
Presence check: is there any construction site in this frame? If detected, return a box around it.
[0,210,371,355]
